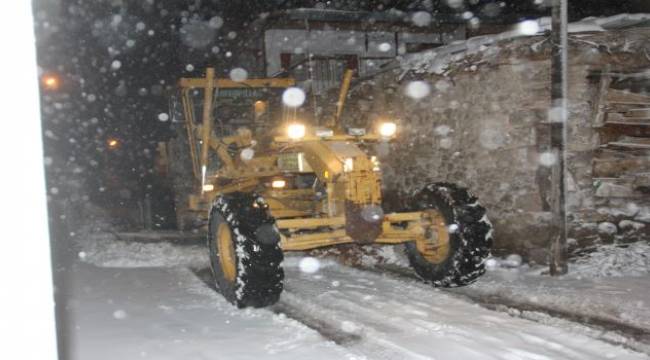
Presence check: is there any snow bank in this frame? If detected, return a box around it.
[570,241,650,278]
[482,241,650,278]
[79,232,209,268]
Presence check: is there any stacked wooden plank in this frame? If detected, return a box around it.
[593,75,650,197]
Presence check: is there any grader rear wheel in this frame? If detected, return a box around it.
[405,182,493,287]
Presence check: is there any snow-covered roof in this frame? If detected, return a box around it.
[401,13,650,75]
[267,7,464,24]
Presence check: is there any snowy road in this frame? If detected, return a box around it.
[67,263,350,360]
[69,238,649,360]
[277,260,648,360]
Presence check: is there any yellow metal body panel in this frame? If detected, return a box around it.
[334,69,354,125]
[276,217,345,229]
[180,89,201,179]
[174,67,436,253]
[200,68,216,184]
[273,134,381,143]
[278,212,434,251]
[179,77,295,89]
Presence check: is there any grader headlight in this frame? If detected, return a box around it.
[271,179,286,189]
[202,184,214,192]
[378,122,397,138]
[287,123,306,140]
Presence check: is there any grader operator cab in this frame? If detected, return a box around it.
[168,67,493,308]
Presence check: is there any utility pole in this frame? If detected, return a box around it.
[549,0,569,275]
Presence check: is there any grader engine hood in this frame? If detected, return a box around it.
[300,141,384,243]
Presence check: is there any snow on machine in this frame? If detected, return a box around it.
[167,67,493,308]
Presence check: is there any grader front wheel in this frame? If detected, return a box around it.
[215,221,237,282]
[405,182,493,287]
[415,210,451,264]
[207,193,284,308]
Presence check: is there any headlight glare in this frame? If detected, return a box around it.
[287,123,306,140]
[378,122,397,138]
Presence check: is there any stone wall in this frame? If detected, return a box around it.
[344,28,650,263]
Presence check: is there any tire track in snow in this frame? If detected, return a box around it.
[189,267,361,347]
[280,262,648,360]
[270,298,362,346]
[191,264,648,359]
[192,266,436,358]
[277,287,436,360]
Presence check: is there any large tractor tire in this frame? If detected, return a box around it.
[208,192,284,308]
[404,182,492,287]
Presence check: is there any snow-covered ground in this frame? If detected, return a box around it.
[68,233,650,359]
[66,263,349,360]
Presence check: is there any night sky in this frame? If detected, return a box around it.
[34,0,650,223]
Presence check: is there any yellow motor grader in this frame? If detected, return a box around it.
[170,67,492,308]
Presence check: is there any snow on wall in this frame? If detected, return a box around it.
[400,13,650,75]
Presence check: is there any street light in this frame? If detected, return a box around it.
[107,138,119,149]
[41,74,60,90]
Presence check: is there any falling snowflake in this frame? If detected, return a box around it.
[412,11,432,27]
[282,87,306,107]
[208,16,223,29]
[446,0,464,9]
[435,125,452,136]
[378,42,391,52]
[299,257,320,274]
[112,310,127,319]
[405,81,431,99]
[517,20,540,35]
[538,152,557,167]
[229,68,248,82]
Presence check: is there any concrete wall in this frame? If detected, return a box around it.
[345,28,650,263]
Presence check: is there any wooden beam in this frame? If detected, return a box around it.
[607,88,650,104]
[593,157,650,177]
[549,0,569,276]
